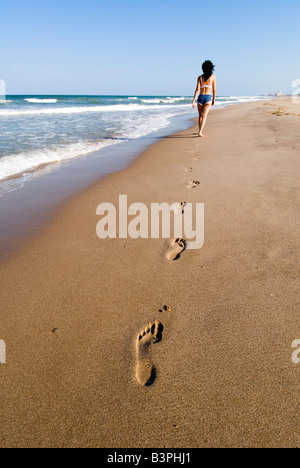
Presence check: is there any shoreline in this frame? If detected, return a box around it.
[0,98,299,448]
[0,96,275,196]
[0,111,196,262]
[0,99,276,262]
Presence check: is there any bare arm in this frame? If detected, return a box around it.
[192,77,201,108]
[212,75,216,106]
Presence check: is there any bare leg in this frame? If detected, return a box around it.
[197,103,203,136]
[199,103,212,137]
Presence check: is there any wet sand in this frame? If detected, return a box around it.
[0,98,299,448]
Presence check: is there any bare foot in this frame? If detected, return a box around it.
[135,320,164,386]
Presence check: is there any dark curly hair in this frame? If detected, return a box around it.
[202,60,215,82]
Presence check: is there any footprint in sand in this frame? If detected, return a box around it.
[159,305,171,313]
[185,167,193,173]
[167,238,187,261]
[188,180,200,189]
[176,202,186,214]
[135,320,164,386]
[271,107,285,116]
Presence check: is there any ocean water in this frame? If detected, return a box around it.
[0,95,271,196]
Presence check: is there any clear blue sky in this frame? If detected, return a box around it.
[1,0,300,96]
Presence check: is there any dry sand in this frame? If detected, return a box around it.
[0,98,299,448]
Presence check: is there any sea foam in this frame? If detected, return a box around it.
[24,98,58,104]
[0,140,119,181]
[0,103,190,117]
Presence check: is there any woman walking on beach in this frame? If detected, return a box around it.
[192,60,216,137]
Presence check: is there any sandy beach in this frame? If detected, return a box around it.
[0,98,299,448]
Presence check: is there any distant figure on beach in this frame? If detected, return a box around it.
[192,60,216,137]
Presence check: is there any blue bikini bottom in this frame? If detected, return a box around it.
[197,95,213,106]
